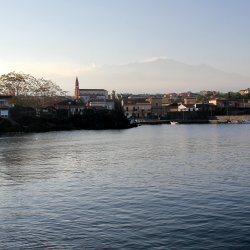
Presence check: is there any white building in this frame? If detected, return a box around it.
[0,95,12,118]
[178,104,196,112]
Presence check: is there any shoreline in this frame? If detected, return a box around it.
[0,110,137,133]
[136,114,250,125]
[1,114,249,134]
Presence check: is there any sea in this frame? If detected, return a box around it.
[0,124,250,249]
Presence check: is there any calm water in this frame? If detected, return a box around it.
[0,125,250,249]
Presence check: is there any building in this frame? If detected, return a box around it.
[74,77,114,110]
[147,97,163,117]
[194,103,214,112]
[209,98,237,108]
[78,89,108,103]
[122,96,151,119]
[74,77,80,101]
[74,77,108,103]
[184,97,197,105]
[209,98,227,107]
[88,100,115,110]
[239,88,250,95]
[162,102,178,114]
[165,93,178,100]
[238,100,250,109]
[178,104,196,112]
[0,95,12,118]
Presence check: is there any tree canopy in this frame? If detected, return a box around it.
[0,71,66,97]
[0,71,67,108]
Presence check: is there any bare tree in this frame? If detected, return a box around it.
[0,72,30,96]
[0,71,67,108]
[0,71,66,96]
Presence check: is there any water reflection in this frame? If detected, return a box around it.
[0,125,249,185]
[0,130,129,184]
[0,133,70,183]
[0,126,250,249]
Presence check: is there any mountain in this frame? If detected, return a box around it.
[79,58,250,93]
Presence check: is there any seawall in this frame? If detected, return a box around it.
[209,115,250,124]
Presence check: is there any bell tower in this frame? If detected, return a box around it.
[74,77,80,101]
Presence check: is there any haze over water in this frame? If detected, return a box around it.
[0,125,250,249]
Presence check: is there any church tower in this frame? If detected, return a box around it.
[74,77,80,101]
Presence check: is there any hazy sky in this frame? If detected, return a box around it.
[0,0,249,93]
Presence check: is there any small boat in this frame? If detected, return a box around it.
[170,121,179,125]
[228,120,240,124]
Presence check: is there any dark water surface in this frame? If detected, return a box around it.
[0,125,250,249]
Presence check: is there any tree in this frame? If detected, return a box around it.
[0,71,67,108]
[0,72,31,96]
[0,71,66,97]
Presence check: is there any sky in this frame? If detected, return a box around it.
[0,0,250,94]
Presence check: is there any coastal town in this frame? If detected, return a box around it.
[0,72,250,132]
[2,1,250,249]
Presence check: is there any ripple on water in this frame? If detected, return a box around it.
[0,125,250,249]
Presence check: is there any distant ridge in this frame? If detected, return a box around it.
[80,58,250,93]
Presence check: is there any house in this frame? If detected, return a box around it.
[165,93,178,100]
[136,102,151,118]
[162,97,173,105]
[237,100,250,109]
[0,95,12,118]
[54,99,86,117]
[88,100,115,110]
[147,97,163,117]
[122,99,137,118]
[38,106,58,118]
[37,98,87,119]
[184,97,197,105]
[162,102,179,115]
[178,104,196,112]
[194,103,214,112]
[239,88,250,95]
[122,97,151,119]
[209,98,238,108]
[209,98,228,107]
